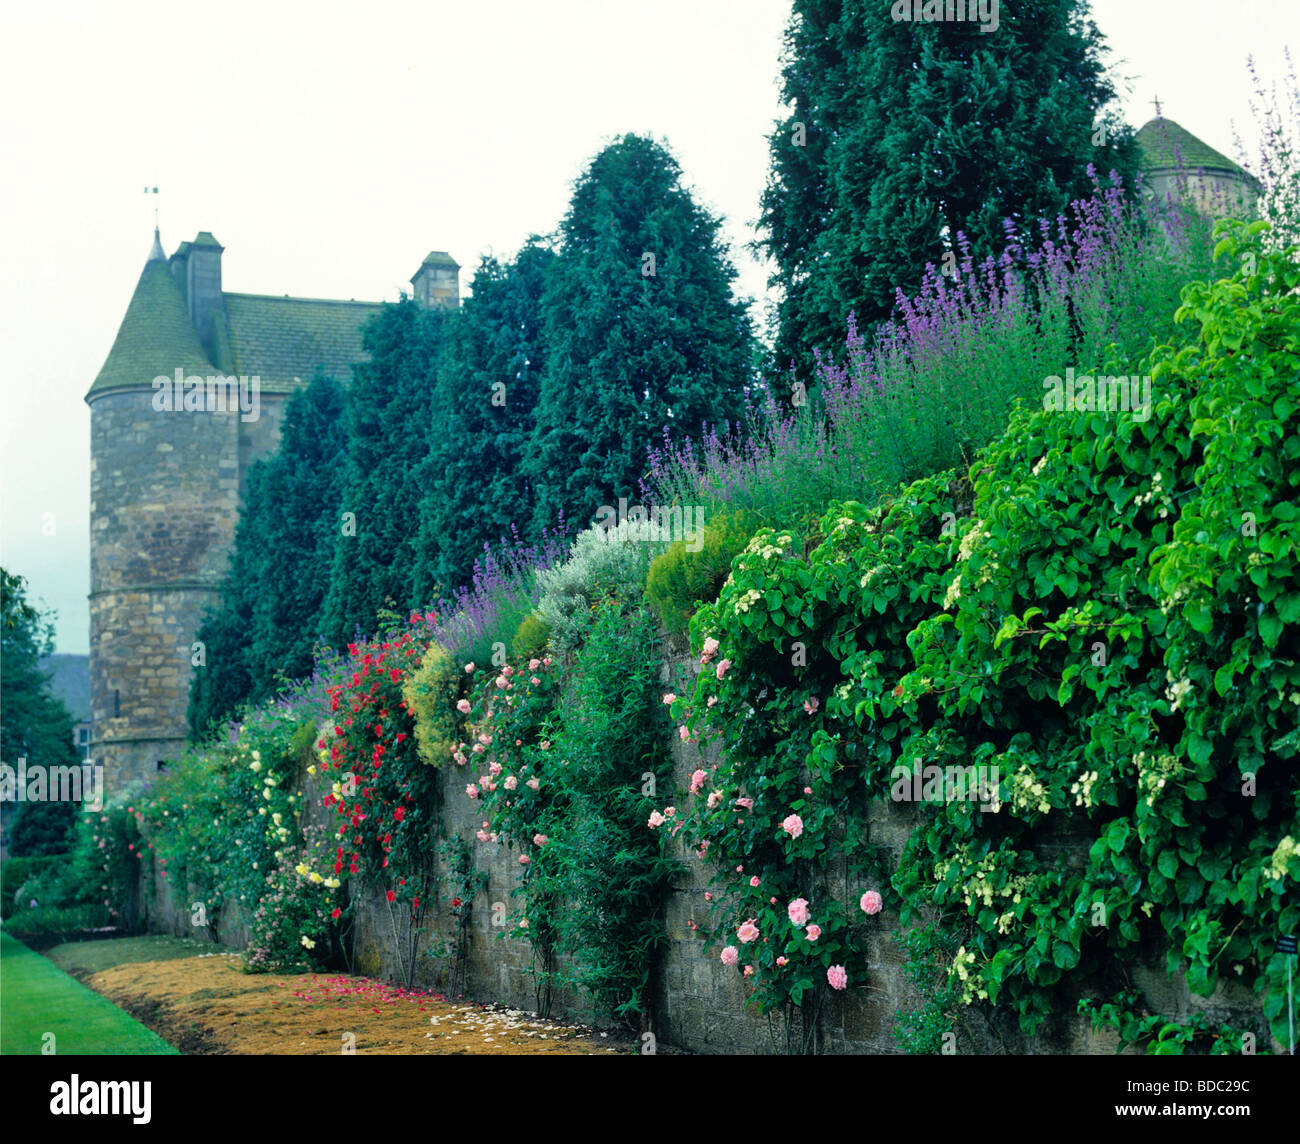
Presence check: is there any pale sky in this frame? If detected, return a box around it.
[1,0,1295,653]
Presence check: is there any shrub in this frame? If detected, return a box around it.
[645,509,764,637]
[511,613,550,660]
[1,855,62,919]
[402,643,463,767]
[535,522,666,659]
[8,800,77,857]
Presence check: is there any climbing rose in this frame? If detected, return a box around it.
[690,769,707,794]
[529,659,541,670]
[664,806,676,818]
[707,790,723,809]
[806,924,822,941]
[735,797,754,811]
[386,890,396,903]
[526,777,540,791]
[533,833,549,847]
[776,956,789,967]
[827,965,848,990]
[466,784,479,799]
[519,855,530,865]
[464,662,475,673]
[749,876,761,888]
[720,945,739,967]
[679,725,691,742]
[782,814,804,839]
[737,919,760,944]
[476,830,490,842]
[701,637,720,663]
[663,692,677,705]
[803,697,819,714]
[457,699,471,713]
[715,658,732,680]
[503,775,518,790]
[788,898,810,927]
[860,890,883,915]
[647,810,666,828]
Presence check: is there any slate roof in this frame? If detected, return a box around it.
[219,294,383,390]
[39,654,91,721]
[1136,117,1249,175]
[88,257,216,398]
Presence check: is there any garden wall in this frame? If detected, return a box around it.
[137,652,1276,1054]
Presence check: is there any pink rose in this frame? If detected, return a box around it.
[456,699,471,714]
[749,876,761,888]
[787,897,810,927]
[781,813,804,840]
[679,725,691,742]
[707,790,723,809]
[827,965,848,991]
[533,834,549,847]
[860,890,883,915]
[743,965,754,977]
[647,811,666,828]
[803,697,820,714]
[715,658,732,680]
[489,760,502,775]
[690,769,707,794]
[776,956,789,967]
[737,920,760,944]
[526,777,540,791]
[475,830,490,842]
[735,797,754,811]
[519,855,530,865]
[704,892,712,901]
[707,695,718,707]
[664,806,676,818]
[465,663,475,673]
[529,659,541,671]
[495,676,508,689]
[720,945,739,967]
[806,924,821,941]
[663,692,677,705]
[503,775,518,790]
[540,740,551,750]
[530,676,541,685]
[466,784,479,799]
[701,637,720,664]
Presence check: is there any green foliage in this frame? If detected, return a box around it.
[511,613,550,660]
[8,802,77,858]
[414,241,557,598]
[322,301,447,646]
[524,134,754,536]
[402,643,463,767]
[1079,990,1260,1055]
[535,523,663,660]
[645,509,764,637]
[667,224,1300,1050]
[0,569,80,774]
[462,603,679,1027]
[1,855,63,919]
[759,0,1139,379]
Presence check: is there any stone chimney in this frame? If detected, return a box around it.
[180,231,225,357]
[410,251,460,309]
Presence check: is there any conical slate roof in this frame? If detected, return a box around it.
[87,254,214,399]
[1135,117,1245,175]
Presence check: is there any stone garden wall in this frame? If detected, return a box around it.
[137,652,1275,1054]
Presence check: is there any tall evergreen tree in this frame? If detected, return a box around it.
[187,374,350,738]
[524,134,754,536]
[759,0,1138,380]
[321,300,446,645]
[1,570,81,854]
[413,239,556,601]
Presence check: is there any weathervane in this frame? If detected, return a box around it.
[143,183,159,227]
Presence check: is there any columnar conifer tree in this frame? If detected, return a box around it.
[413,240,557,600]
[524,134,754,536]
[759,0,1138,381]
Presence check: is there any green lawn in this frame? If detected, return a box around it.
[0,930,179,1055]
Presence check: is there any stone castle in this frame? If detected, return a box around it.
[87,118,1258,800]
[86,230,459,791]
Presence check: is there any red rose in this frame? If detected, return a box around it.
[386,890,396,903]
[331,908,342,919]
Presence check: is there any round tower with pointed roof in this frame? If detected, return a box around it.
[86,228,242,790]
[1135,116,1261,220]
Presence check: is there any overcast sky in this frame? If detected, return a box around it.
[1,0,1295,654]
